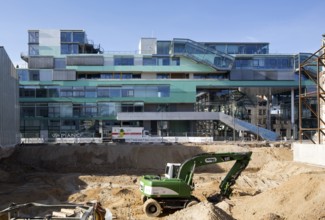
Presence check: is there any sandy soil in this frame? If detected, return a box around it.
[0,143,324,220]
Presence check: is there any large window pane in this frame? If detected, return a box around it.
[109,88,121,97]
[36,87,47,97]
[18,69,29,81]
[98,87,110,97]
[21,86,36,97]
[21,104,35,117]
[101,73,113,79]
[60,87,73,97]
[85,87,97,97]
[122,87,134,97]
[28,31,39,43]
[143,57,157,65]
[29,70,40,81]
[61,44,69,54]
[73,104,83,117]
[84,103,97,116]
[134,86,146,97]
[54,58,66,69]
[73,87,85,97]
[158,85,170,97]
[114,57,134,65]
[48,103,60,117]
[61,32,72,42]
[98,102,111,116]
[157,41,171,55]
[60,103,73,117]
[36,104,48,117]
[48,86,60,97]
[73,32,85,43]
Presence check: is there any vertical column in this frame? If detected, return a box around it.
[291,89,295,139]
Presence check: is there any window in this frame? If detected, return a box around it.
[259,109,263,115]
[121,103,134,112]
[84,103,97,116]
[156,57,169,66]
[20,86,36,97]
[73,32,85,43]
[61,44,79,54]
[101,73,113,79]
[54,58,66,69]
[21,104,35,117]
[114,57,134,65]
[113,73,121,79]
[48,86,60,97]
[109,88,121,97]
[48,103,60,117]
[61,120,77,131]
[73,104,83,117]
[143,57,157,66]
[36,87,47,97]
[171,57,180,66]
[18,69,29,81]
[193,74,206,79]
[158,85,170,97]
[49,119,60,129]
[157,41,171,55]
[61,32,72,42]
[29,45,39,55]
[29,31,39,43]
[60,87,73,97]
[86,74,100,79]
[98,87,110,97]
[30,70,40,81]
[85,87,97,98]
[98,102,111,116]
[157,74,170,79]
[73,87,85,97]
[122,88,134,97]
[36,104,48,117]
[134,102,144,112]
[60,103,73,117]
[122,73,132,79]
[78,74,86,79]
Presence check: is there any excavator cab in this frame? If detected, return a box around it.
[164,163,181,179]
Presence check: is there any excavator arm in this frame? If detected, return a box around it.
[218,151,252,198]
[176,151,252,198]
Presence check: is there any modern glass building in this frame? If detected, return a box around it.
[17,29,315,142]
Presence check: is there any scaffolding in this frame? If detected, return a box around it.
[299,45,325,143]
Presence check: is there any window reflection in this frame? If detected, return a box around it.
[19,85,170,98]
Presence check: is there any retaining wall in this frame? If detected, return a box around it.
[292,143,325,166]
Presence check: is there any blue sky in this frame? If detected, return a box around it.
[1,0,324,65]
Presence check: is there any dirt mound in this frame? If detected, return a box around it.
[166,201,234,220]
[231,172,325,220]
[235,160,325,194]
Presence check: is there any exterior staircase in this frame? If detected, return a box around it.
[171,38,235,71]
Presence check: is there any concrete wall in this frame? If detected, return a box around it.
[293,143,325,166]
[0,47,19,152]
[138,38,156,54]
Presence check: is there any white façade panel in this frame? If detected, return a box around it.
[39,30,61,56]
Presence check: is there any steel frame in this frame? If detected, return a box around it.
[299,45,325,143]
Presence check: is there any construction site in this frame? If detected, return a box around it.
[0,141,324,220]
[1,21,325,220]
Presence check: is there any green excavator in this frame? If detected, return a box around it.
[139,151,252,217]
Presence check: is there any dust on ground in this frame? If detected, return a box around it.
[0,143,324,220]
